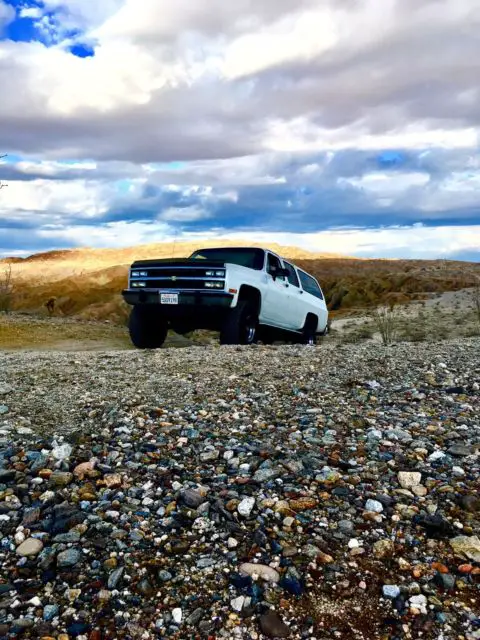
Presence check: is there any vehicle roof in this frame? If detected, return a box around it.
[191,246,320,283]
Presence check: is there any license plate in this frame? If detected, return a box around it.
[160,293,178,305]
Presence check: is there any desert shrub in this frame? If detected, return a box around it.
[370,304,400,345]
[0,264,14,313]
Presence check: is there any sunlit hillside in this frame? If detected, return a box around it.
[1,241,479,324]
[1,240,349,285]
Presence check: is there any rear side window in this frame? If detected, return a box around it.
[298,271,324,300]
[283,261,300,287]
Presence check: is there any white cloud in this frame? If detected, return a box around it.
[159,205,211,222]
[19,7,43,19]
[181,225,480,260]
[36,219,174,248]
[0,179,111,218]
[0,0,14,28]
[341,172,430,195]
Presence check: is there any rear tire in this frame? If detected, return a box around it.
[220,300,258,345]
[300,316,318,346]
[128,306,168,349]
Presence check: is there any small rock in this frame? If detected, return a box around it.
[16,538,44,557]
[238,497,255,517]
[398,472,422,489]
[172,607,182,624]
[447,444,471,457]
[373,539,394,558]
[239,563,280,583]
[383,585,400,598]
[181,489,205,509]
[57,548,82,567]
[259,611,290,638]
[231,596,245,612]
[365,499,383,513]
[450,536,480,562]
[50,471,74,487]
[104,473,122,488]
[108,567,125,589]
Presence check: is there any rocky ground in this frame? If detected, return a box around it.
[0,339,479,639]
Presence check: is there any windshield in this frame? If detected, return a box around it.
[189,248,265,270]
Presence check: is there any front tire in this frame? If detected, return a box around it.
[220,300,258,345]
[128,306,168,349]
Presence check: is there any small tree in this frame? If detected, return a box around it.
[0,263,14,313]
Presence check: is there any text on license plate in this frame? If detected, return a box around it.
[160,293,178,305]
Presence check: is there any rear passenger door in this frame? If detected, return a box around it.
[282,261,306,330]
[262,253,290,326]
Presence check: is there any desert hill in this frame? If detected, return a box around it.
[1,240,479,323]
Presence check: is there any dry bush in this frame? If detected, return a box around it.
[0,263,14,313]
[473,278,480,325]
[370,304,400,345]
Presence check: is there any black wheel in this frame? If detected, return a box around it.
[220,300,258,345]
[128,306,168,349]
[300,315,318,345]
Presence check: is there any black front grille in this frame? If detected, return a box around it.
[142,268,219,278]
[145,279,224,290]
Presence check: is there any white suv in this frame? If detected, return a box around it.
[122,247,329,348]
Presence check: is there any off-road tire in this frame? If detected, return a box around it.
[220,300,258,345]
[300,315,318,345]
[128,306,168,349]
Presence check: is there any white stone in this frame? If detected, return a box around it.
[348,538,360,549]
[237,497,255,517]
[383,585,400,598]
[239,563,280,583]
[16,538,43,557]
[227,537,239,549]
[172,608,182,624]
[397,472,422,489]
[452,466,465,477]
[409,594,427,613]
[428,451,446,462]
[231,596,245,612]
[365,499,383,513]
[14,531,26,545]
[28,596,42,607]
[223,450,234,460]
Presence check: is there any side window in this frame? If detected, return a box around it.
[267,254,285,280]
[283,261,300,287]
[299,271,324,300]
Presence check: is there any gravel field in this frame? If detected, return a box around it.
[0,339,479,639]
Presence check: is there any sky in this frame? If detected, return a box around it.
[0,0,479,260]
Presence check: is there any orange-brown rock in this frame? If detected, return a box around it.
[288,498,318,511]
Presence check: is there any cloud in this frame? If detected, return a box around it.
[0,0,479,259]
[0,0,14,29]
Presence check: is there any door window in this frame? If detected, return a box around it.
[283,261,300,287]
[266,254,285,280]
[298,271,324,300]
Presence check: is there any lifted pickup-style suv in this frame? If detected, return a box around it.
[122,247,328,348]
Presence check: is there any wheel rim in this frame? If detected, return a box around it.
[244,314,257,344]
